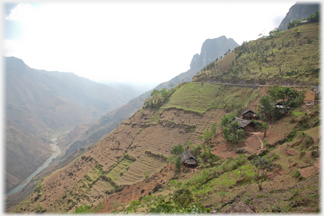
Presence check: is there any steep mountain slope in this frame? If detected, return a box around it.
[193,22,319,85]
[278,3,320,31]
[11,81,263,213]
[5,57,137,192]
[5,118,52,191]
[57,36,239,159]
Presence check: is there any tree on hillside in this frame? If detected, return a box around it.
[261,122,269,137]
[221,114,245,144]
[259,86,305,122]
[259,95,274,121]
[143,93,163,108]
[144,88,173,109]
[171,144,185,155]
[308,10,320,21]
[268,85,305,114]
[287,19,301,29]
[161,88,169,101]
[251,156,272,191]
[220,112,236,130]
[151,89,160,96]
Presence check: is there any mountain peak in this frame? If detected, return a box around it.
[189,36,239,70]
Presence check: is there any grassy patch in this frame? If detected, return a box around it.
[292,108,305,117]
[161,82,261,115]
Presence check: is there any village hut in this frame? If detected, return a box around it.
[180,150,198,168]
[241,109,258,120]
[233,117,256,133]
[271,102,284,108]
[271,102,290,113]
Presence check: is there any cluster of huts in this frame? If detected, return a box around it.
[179,109,259,168]
[179,89,320,168]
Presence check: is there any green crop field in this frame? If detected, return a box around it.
[161,82,260,115]
[106,158,134,182]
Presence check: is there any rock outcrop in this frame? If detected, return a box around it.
[278,3,319,31]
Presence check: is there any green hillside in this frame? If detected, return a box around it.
[193,23,319,85]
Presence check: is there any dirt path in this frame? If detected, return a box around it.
[257,134,263,149]
[250,132,264,149]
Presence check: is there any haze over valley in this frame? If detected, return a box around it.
[3,2,321,214]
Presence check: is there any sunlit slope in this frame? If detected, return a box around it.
[193,23,319,85]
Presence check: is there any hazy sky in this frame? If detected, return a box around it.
[3,1,297,84]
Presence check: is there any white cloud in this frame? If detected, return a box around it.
[5,3,38,22]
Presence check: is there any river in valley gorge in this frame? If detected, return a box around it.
[6,136,61,197]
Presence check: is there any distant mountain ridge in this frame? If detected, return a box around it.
[5,57,135,130]
[5,56,137,192]
[278,3,320,31]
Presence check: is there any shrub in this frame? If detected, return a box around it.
[74,204,93,213]
[171,144,185,155]
[292,170,301,179]
[173,188,194,208]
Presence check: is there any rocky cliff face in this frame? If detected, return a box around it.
[278,3,319,31]
[189,36,239,70]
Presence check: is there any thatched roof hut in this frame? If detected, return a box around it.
[241,109,258,120]
[180,150,198,167]
[233,117,256,132]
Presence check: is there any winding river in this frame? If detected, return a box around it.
[6,137,61,196]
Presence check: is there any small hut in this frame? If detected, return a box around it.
[180,150,198,168]
[233,117,256,133]
[241,109,258,120]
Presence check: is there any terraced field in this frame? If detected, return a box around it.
[161,82,261,115]
[116,153,167,185]
[106,158,135,182]
[128,123,193,158]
